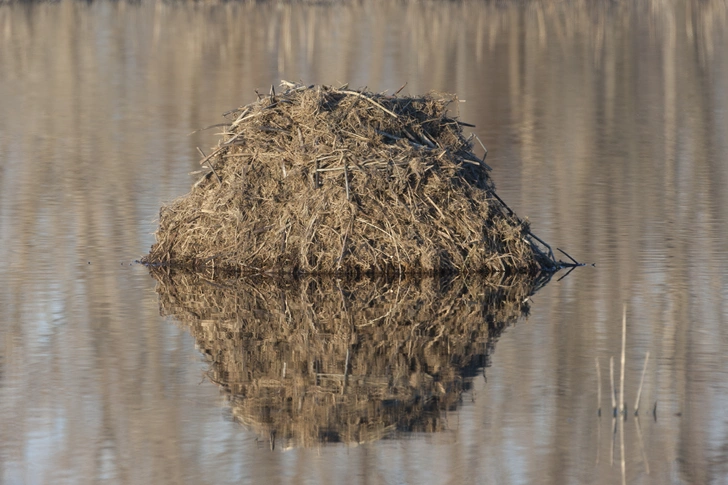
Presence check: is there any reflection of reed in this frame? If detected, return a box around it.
[151,270,548,448]
[597,309,653,480]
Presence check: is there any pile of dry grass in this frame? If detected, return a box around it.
[151,268,550,447]
[143,81,557,276]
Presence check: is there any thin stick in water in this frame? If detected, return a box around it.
[634,416,651,475]
[634,351,650,415]
[596,408,602,465]
[619,305,626,416]
[596,357,602,466]
[596,357,602,417]
[619,405,626,485]
[610,414,616,467]
[610,356,616,416]
[557,247,580,265]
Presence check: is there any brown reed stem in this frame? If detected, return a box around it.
[610,356,616,416]
[619,305,626,416]
[596,357,602,417]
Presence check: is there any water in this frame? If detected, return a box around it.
[1,1,727,483]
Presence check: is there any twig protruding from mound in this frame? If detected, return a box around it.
[144,81,560,276]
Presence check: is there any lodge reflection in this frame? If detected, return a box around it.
[150,270,550,448]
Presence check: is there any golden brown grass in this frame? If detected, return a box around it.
[143,82,556,275]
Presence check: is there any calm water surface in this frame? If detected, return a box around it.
[1,1,727,484]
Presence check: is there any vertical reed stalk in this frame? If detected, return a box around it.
[596,357,602,416]
[619,410,626,485]
[610,356,616,416]
[619,305,626,416]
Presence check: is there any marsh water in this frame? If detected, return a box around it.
[1,1,728,483]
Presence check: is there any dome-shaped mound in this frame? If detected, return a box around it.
[143,82,557,276]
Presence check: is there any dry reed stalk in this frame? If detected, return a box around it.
[596,357,602,417]
[619,305,626,416]
[610,356,616,416]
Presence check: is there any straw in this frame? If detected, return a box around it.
[143,82,559,276]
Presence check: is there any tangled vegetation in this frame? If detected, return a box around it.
[143,82,558,275]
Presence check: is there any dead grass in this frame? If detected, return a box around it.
[143,81,557,275]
